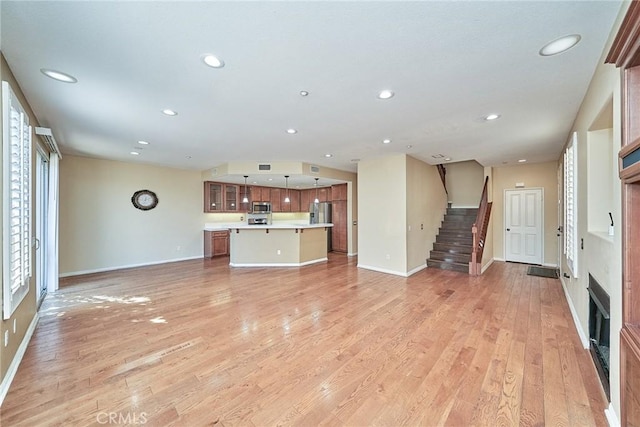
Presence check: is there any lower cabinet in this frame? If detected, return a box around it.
[204,230,230,258]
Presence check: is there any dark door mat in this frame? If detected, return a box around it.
[527,266,559,278]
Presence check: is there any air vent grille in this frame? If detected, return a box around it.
[34,127,62,158]
[259,164,271,171]
[310,165,320,174]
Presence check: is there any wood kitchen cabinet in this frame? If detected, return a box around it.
[317,187,331,203]
[300,189,311,212]
[331,183,347,201]
[204,230,230,257]
[204,182,241,212]
[331,200,348,252]
[280,189,300,212]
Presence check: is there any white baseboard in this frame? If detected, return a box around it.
[59,255,203,278]
[605,403,620,427]
[560,275,589,349]
[229,257,328,268]
[407,264,427,277]
[494,257,506,262]
[481,258,495,274]
[347,252,358,257]
[0,313,39,406]
[357,264,409,277]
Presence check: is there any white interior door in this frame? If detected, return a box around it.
[505,188,543,264]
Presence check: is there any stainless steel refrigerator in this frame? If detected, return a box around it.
[309,202,332,251]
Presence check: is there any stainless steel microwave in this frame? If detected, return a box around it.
[251,202,272,213]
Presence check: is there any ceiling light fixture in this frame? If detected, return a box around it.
[518,159,527,163]
[485,114,500,121]
[377,90,394,100]
[382,139,391,144]
[40,68,77,83]
[162,109,178,116]
[202,54,225,68]
[325,154,332,158]
[287,128,297,134]
[284,175,290,203]
[300,90,309,96]
[130,151,140,156]
[242,175,249,203]
[137,140,150,145]
[407,145,413,149]
[539,34,581,56]
[445,157,452,161]
[313,178,320,203]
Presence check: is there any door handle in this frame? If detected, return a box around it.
[34,238,40,250]
[506,228,510,231]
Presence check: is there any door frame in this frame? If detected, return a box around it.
[503,187,544,264]
[35,147,49,306]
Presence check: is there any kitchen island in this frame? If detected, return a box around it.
[204,223,333,267]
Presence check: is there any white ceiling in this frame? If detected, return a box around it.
[1,1,622,177]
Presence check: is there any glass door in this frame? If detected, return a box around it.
[35,150,49,305]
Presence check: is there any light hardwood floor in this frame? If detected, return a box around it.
[0,254,607,426]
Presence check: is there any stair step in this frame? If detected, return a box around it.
[436,237,473,246]
[433,242,473,254]
[426,258,469,274]
[429,250,471,264]
[438,230,473,238]
[446,208,478,216]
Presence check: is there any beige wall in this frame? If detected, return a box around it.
[357,154,407,275]
[59,156,205,275]
[559,19,624,418]
[406,156,448,273]
[358,154,446,276]
[445,160,484,207]
[0,57,41,382]
[491,161,559,266]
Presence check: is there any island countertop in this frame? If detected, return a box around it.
[204,222,333,231]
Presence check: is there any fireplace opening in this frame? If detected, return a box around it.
[588,274,610,401]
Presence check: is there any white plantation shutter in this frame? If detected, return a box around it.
[3,81,32,319]
[564,132,578,278]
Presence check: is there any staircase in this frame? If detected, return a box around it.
[427,208,478,273]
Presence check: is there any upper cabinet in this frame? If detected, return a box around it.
[204,181,242,212]
[331,184,347,201]
[205,181,345,213]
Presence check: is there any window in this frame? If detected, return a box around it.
[3,81,32,319]
[564,132,578,278]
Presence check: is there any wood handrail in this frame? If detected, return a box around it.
[470,176,492,275]
[437,164,447,194]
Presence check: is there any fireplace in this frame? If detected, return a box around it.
[588,274,610,401]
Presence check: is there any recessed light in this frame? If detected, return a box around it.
[378,90,394,100]
[252,181,257,184]
[444,157,451,161]
[382,139,391,144]
[202,54,225,68]
[325,154,333,158]
[162,109,178,116]
[137,140,150,145]
[485,114,500,121]
[268,178,273,181]
[40,69,77,83]
[300,90,309,96]
[286,128,297,134]
[518,159,527,163]
[186,155,192,159]
[130,151,140,156]
[407,145,413,149]
[539,34,581,56]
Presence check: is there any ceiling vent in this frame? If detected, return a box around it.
[35,127,62,157]
[258,164,271,171]
[309,165,320,174]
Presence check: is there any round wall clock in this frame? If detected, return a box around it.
[131,189,158,211]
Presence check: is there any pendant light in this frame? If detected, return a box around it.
[284,175,290,203]
[314,178,320,203]
[242,175,249,203]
